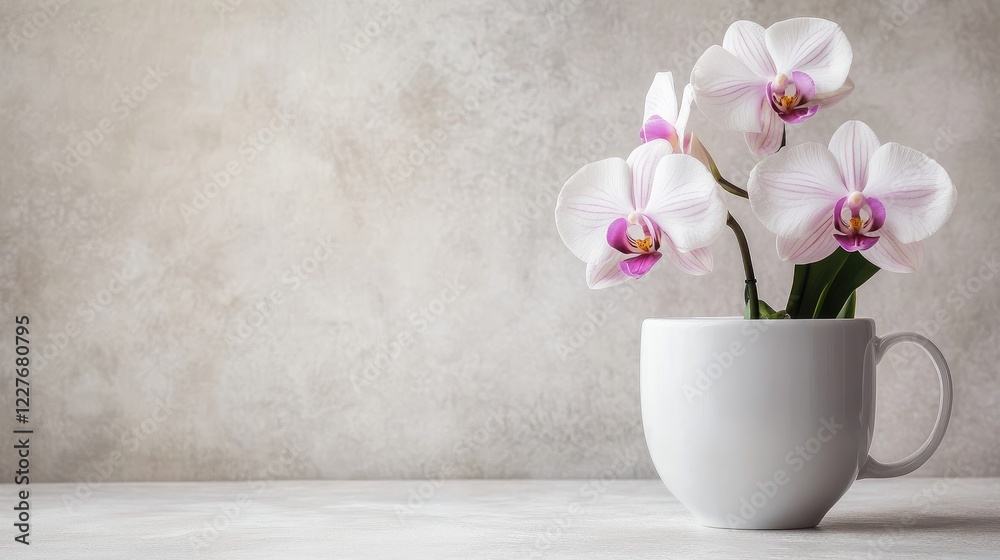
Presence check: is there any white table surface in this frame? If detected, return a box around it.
[1,478,998,559]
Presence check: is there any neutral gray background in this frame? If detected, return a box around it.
[0,0,997,483]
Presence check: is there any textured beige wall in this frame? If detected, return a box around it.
[0,0,997,482]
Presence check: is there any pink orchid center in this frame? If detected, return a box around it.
[639,115,679,151]
[607,214,663,279]
[767,72,819,124]
[771,74,798,111]
[833,191,886,252]
[623,212,659,253]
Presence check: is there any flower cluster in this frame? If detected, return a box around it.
[554,17,955,319]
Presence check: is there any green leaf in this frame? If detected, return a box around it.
[745,299,791,320]
[784,265,809,318]
[817,253,879,318]
[836,291,857,318]
[785,250,851,319]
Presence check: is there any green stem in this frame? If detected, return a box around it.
[727,213,759,319]
[717,177,749,199]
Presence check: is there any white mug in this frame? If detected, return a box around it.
[640,317,952,529]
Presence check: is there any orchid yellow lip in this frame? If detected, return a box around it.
[832,190,886,252]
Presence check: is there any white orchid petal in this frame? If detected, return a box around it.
[691,45,769,132]
[643,154,728,252]
[643,72,679,126]
[828,120,881,192]
[675,83,694,136]
[626,140,673,211]
[555,158,633,264]
[812,76,855,108]
[744,96,784,155]
[660,237,714,275]
[864,231,924,273]
[748,142,846,238]
[776,220,839,264]
[723,20,776,78]
[586,244,631,288]
[765,17,852,92]
[864,143,956,244]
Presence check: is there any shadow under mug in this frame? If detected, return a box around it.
[639,317,952,529]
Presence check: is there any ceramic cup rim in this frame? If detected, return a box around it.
[643,316,876,326]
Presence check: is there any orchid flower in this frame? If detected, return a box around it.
[640,72,719,174]
[748,120,956,273]
[555,145,728,288]
[691,18,855,155]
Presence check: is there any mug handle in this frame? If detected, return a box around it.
[857,332,953,479]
